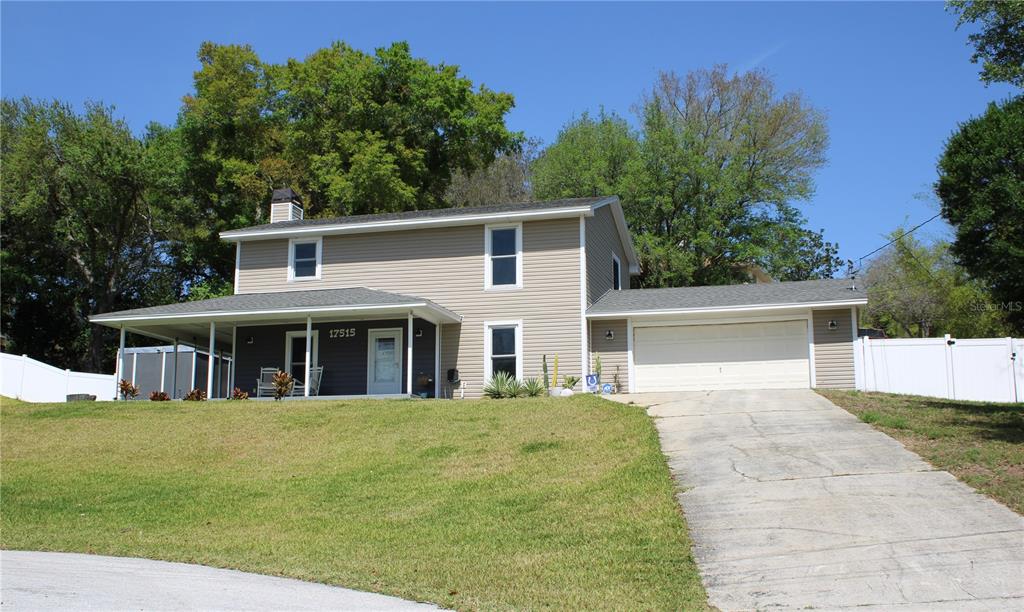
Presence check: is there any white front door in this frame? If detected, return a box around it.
[633,320,810,392]
[367,328,403,395]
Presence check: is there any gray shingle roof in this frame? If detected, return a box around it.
[223,196,612,236]
[587,278,866,316]
[91,287,454,321]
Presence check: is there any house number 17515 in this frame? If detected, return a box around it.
[329,328,357,339]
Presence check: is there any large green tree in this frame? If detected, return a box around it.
[1,100,175,371]
[533,68,841,287]
[936,95,1024,332]
[158,40,521,292]
[948,0,1024,87]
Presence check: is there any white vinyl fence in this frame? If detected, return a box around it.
[1,353,115,402]
[854,336,1023,403]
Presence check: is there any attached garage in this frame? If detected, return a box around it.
[633,320,810,392]
[586,279,868,393]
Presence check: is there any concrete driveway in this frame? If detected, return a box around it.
[1,551,441,610]
[613,389,1024,611]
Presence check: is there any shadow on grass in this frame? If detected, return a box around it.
[914,399,1024,444]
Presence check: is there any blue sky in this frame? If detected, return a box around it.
[2,2,1017,266]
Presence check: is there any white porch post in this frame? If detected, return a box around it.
[190,348,197,392]
[407,312,414,396]
[159,350,167,393]
[229,326,237,393]
[172,338,179,399]
[217,349,224,397]
[131,352,138,386]
[115,326,126,399]
[304,316,312,398]
[434,323,441,399]
[207,322,216,399]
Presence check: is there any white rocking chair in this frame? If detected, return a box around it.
[291,366,324,397]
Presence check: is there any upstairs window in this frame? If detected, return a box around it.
[289,238,322,281]
[612,254,622,291]
[485,224,522,289]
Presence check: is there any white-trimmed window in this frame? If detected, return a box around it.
[288,237,322,281]
[484,223,522,289]
[484,320,522,380]
[612,253,622,291]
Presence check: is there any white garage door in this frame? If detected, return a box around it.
[634,320,810,392]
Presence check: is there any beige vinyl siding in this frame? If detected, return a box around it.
[813,308,855,389]
[236,218,583,397]
[585,205,628,305]
[589,319,629,392]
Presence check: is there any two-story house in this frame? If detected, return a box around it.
[91,190,866,399]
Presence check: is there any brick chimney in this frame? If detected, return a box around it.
[269,188,304,223]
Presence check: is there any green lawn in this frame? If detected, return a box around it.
[0,395,707,610]
[818,390,1024,514]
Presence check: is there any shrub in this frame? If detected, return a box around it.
[183,388,207,401]
[522,377,545,397]
[483,371,515,399]
[272,370,294,400]
[563,375,581,390]
[230,387,249,400]
[118,379,139,401]
[149,391,170,401]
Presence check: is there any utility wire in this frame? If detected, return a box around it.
[854,212,942,272]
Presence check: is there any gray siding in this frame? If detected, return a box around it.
[585,205,628,305]
[588,319,629,393]
[813,308,856,389]
[234,319,436,397]
[236,218,584,397]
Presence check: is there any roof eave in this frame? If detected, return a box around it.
[90,301,463,327]
[220,204,599,242]
[590,196,642,274]
[586,297,868,319]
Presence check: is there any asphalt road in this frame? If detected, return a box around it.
[1,551,442,611]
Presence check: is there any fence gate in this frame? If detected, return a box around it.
[854,336,1022,403]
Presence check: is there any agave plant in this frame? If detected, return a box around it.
[563,375,581,390]
[506,377,526,398]
[522,377,545,397]
[483,371,515,399]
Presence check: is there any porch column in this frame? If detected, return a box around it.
[407,312,414,395]
[229,326,237,394]
[159,350,167,393]
[217,349,224,398]
[190,347,197,392]
[131,352,137,386]
[304,316,312,397]
[172,338,179,399]
[434,323,441,399]
[206,322,216,399]
[115,326,126,399]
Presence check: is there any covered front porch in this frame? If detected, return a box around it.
[89,288,462,400]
